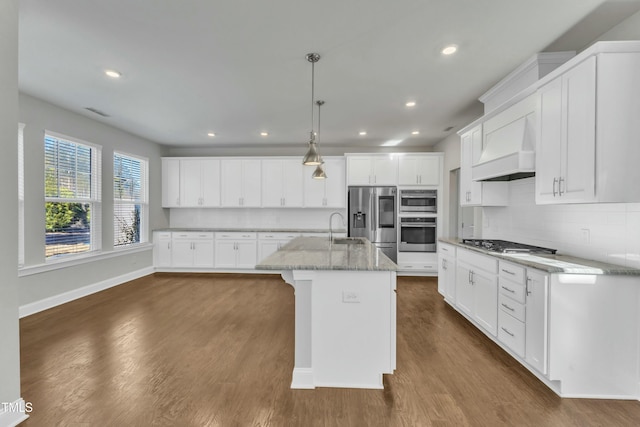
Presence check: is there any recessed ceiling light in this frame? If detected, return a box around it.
[442,45,458,55]
[260,132,269,136]
[105,69,121,78]
[382,139,403,147]
[207,132,215,137]
[411,131,420,135]
[359,131,367,136]
[405,101,416,107]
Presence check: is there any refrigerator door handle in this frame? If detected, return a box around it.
[370,188,377,242]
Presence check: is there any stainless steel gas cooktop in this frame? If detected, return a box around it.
[461,239,557,255]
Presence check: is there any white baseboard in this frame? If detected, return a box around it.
[0,398,29,427]
[19,267,154,318]
[290,368,315,389]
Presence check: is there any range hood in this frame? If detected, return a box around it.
[472,114,535,182]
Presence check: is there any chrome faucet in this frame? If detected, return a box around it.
[329,211,346,242]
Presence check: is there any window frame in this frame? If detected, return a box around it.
[44,130,102,261]
[113,151,149,249]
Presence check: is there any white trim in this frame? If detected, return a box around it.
[291,368,315,389]
[44,129,102,150]
[0,398,29,427]
[19,243,152,277]
[154,267,279,274]
[19,266,154,318]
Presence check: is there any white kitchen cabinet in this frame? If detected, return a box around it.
[153,231,172,267]
[261,159,304,207]
[171,232,214,268]
[180,158,221,207]
[437,243,456,301]
[397,252,437,274]
[398,154,441,186]
[455,248,498,336]
[536,56,596,204]
[304,157,346,208]
[214,232,257,269]
[525,268,548,375]
[162,158,181,207]
[220,159,262,207]
[459,126,508,207]
[346,155,397,185]
[257,232,299,262]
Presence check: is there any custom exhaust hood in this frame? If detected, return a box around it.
[472,113,536,182]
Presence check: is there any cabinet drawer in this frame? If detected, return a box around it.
[498,261,525,283]
[154,231,171,240]
[172,231,214,240]
[499,293,525,322]
[499,278,525,304]
[498,310,525,358]
[216,232,257,240]
[457,248,498,274]
[398,262,437,272]
[258,232,299,240]
[439,243,456,257]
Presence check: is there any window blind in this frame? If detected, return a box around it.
[114,152,148,247]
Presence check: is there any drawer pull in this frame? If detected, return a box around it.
[501,268,516,275]
[501,303,515,312]
[501,286,515,293]
[501,327,515,337]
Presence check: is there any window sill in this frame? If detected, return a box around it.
[18,243,153,277]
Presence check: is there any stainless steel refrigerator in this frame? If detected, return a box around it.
[348,186,397,262]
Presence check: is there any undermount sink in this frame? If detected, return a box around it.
[332,237,364,245]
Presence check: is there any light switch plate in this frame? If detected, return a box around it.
[342,291,361,303]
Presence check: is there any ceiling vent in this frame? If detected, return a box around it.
[85,107,110,117]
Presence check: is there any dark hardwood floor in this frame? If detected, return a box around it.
[19,273,640,426]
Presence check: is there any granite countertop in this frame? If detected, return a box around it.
[155,228,347,234]
[439,238,640,276]
[256,236,398,271]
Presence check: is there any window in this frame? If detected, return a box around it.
[114,152,148,247]
[18,123,25,266]
[44,132,101,259]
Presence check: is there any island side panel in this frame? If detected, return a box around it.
[311,270,396,389]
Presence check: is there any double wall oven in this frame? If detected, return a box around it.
[398,189,437,253]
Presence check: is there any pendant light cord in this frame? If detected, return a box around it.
[310,60,315,137]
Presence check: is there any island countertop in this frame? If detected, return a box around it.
[256,236,397,271]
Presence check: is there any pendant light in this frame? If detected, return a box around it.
[312,100,327,179]
[302,53,323,166]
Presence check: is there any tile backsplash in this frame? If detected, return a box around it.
[482,178,640,268]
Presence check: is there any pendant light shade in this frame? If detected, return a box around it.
[310,99,327,179]
[302,53,324,166]
[312,164,327,179]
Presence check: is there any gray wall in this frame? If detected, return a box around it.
[0,0,21,407]
[18,94,169,306]
[166,144,435,157]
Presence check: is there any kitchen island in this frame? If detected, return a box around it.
[257,236,397,389]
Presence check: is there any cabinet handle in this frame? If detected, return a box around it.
[501,303,515,312]
[552,177,558,197]
[442,259,446,270]
[501,268,516,276]
[501,327,515,337]
[558,177,565,196]
[526,277,532,296]
[501,285,515,293]
[167,242,171,250]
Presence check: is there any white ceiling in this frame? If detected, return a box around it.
[17,0,640,149]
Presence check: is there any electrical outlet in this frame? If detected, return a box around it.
[580,228,590,244]
[342,291,360,303]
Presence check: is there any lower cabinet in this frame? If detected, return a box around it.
[257,232,299,262]
[437,243,456,301]
[154,232,172,267]
[215,232,257,269]
[524,268,549,375]
[171,232,215,268]
[397,252,437,273]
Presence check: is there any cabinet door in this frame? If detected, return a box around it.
[241,160,262,207]
[525,269,549,375]
[180,159,203,207]
[473,269,498,336]
[303,170,326,207]
[236,240,257,269]
[193,241,214,268]
[154,237,172,267]
[214,240,237,268]
[562,56,596,202]
[536,78,564,203]
[261,159,284,207]
[162,158,181,207]
[418,156,441,186]
[459,127,483,206]
[437,254,447,296]
[398,157,420,185]
[258,240,280,262]
[347,157,372,185]
[171,240,194,267]
[220,160,243,207]
[372,156,397,185]
[455,263,474,317]
[443,256,456,302]
[323,158,346,208]
[467,128,483,205]
[200,159,221,207]
[282,159,304,207]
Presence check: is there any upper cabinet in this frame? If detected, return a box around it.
[347,155,398,185]
[221,159,262,207]
[303,157,346,208]
[459,126,508,207]
[398,154,442,186]
[162,158,181,207]
[536,48,640,204]
[180,158,221,207]
[261,158,304,207]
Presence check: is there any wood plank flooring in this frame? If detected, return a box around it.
[19,273,640,426]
